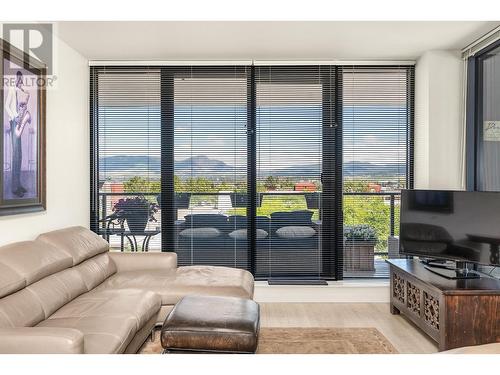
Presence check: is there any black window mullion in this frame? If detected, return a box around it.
[247,66,257,275]
[161,69,175,252]
[406,66,415,190]
[321,66,341,279]
[333,66,344,279]
[89,66,99,234]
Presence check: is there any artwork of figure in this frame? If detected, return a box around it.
[3,60,38,200]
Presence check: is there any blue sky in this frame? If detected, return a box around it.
[99,104,408,173]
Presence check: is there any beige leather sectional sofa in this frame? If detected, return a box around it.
[0,226,254,354]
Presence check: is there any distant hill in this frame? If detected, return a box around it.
[99,155,232,177]
[99,155,406,178]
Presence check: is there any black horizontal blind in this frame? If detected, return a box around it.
[254,66,339,279]
[91,67,162,251]
[342,66,414,278]
[476,44,500,191]
[167,66,250,268]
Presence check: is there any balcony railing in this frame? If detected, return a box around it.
[97,190,400,277]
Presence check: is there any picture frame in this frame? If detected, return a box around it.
[0,38,46,216]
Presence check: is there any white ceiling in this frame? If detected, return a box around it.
[56,21,499,61]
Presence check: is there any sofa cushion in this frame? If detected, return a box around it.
[38,316,136,354]
[74,253,117,291]
[0,287,46,328]
[37,226,109,266]
[229,229,268,240]
[179,228,221,239]
[49,289,160,331]
[0,263,25,299]
[0,241,72,287]
[95,266,254,306]
[275,226,316,239]
[26,268,87,319]
[39,289,161,354]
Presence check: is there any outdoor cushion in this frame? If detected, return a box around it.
[184,214,228,229]
[270,210,314,232]
[229,229,268,240]
[228,215,247,229]
[275,225,316,239]
[179,228,222,239]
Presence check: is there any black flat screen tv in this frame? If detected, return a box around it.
[400,190,500,267]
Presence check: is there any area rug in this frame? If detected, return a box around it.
[140,327,398,354]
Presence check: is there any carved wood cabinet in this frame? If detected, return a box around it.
[387,259,500,351]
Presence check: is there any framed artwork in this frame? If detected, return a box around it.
[0,39,46,215]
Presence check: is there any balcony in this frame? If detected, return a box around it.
[97,190,401,278]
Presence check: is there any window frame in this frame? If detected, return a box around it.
[466,39,500,191]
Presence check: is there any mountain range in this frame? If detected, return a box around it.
[99,155,406,178]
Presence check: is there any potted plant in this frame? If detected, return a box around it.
[344,224,377,271]
[113,196,159,232]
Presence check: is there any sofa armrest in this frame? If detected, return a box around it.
[0,327,84,354]
[439,343,500,354]
[109,252,177,272]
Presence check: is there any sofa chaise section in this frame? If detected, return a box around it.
[95,257,255,322]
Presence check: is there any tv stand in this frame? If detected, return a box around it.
[387,259,500,351]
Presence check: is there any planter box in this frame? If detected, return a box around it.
[344,241,375,271]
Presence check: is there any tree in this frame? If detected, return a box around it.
[264,176,278,190]
[123,176,160,193]
[344,195,392,250]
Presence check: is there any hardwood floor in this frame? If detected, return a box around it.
[259,302,439,354]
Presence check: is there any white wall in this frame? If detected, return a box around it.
[0,37,89,246]
[415,50,464,190]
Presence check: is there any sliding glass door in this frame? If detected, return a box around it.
[91,68,162,252]
[254,66,341,279]
[169,67,249,268]
[342,66,414,278]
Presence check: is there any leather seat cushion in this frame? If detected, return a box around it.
[161,295,260,353]
[95,266,254,305]
[49,289,160,330]
[38,315,137,354]
[39,289,161,354]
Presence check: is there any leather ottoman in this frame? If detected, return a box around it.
[160,295,260,353]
